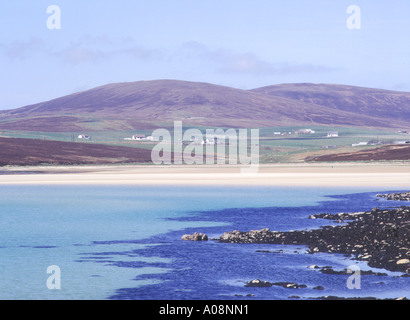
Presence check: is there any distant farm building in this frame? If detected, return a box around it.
[327,131,339,137]
[132,134,146,140]
[297,129,315,134]
[78,134,90,140]
[124,134,157,141]
[352,142,368,147]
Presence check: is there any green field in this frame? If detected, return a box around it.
[0,125,408,164]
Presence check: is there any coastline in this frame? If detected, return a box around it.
[219,207,410,274]
[0,162,410,186]
[1,167,408,300]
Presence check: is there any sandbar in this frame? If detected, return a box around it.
[0,162,409,187]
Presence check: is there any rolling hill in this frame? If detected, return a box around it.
[252,83,410,123]
[0,80,409,132]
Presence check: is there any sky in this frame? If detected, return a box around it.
[1,0,410,109]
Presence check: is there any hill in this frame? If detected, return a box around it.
[306,144,410,162]
[0,137,152,166]
[0,80,409,132]
[252,83,410,124]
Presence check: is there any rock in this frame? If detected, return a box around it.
[256,249,284,254]
[219,228,280,244]
[307,247,320,254]
[181,232,208,241]
[313,286,325,290]
[360,254,372,260]
[245,279,307,289]
[396,259,410,265]
[272,282,307,289]
[245,279,273,287]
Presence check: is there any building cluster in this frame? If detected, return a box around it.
[124,134,158,141]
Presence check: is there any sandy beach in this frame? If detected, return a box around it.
[1,162,410,187]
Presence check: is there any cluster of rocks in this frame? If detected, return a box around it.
[314,265,387,276]
[245,279,324,291]
[219,207,410,274]
[313,295,408,300]
[244,275,408,300]
[377,191,410,201]
[181,232,208,241]
[309,211,369,221]
[245,279,307,289]
[219,228,283,244]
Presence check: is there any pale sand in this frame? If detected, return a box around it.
[0,162,410,187]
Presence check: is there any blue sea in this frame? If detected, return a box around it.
[0,185,408,300]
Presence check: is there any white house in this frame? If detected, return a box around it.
[327,131,339,137]
[352,142,368,147]
[297,129,315,134]
[132,134,146,140]
[124,134,158,141]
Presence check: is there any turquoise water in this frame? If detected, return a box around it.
[0,185,404,300]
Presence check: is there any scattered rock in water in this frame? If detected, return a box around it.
[273,282,307,289]
[234,293,255,297]
[313,286,325,290]
[245,279,307,289]
[318,266,387,276]
[219,206,410,273]
[377,191,410,202]
[245,279,273,288]
[256,249,284,254]
[181,232,208,241]
[313,295,408,300]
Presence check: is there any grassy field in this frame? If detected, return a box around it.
[0,125,408,163]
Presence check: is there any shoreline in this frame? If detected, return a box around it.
[0,162,410,186]
[219,206,410,274]
[214,193,410,300]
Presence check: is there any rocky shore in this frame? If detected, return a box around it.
[219,207,410,274]
[377,191,410,201]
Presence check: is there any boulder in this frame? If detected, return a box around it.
[396,259,410,265]
[181,232,208,241]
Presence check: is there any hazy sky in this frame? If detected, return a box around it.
[1,0,410,109]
